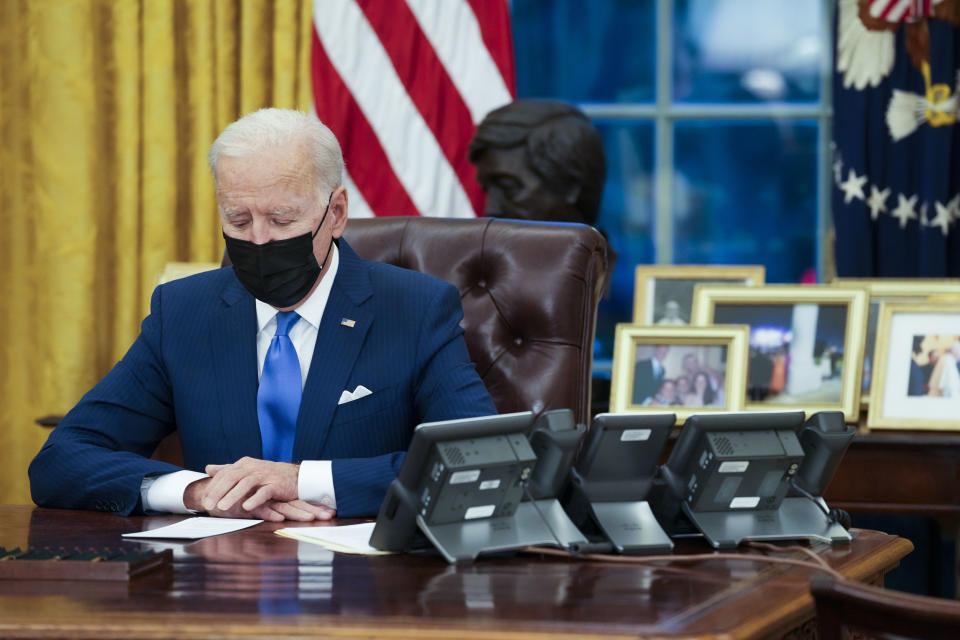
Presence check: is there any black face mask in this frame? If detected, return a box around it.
[223,195,334,308]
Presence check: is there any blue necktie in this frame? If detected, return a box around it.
[258,311,302,462]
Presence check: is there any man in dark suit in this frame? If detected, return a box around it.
[919,348,940,394]
[632,345,668,405]
[29,109,496,520]
[907,336,927,396]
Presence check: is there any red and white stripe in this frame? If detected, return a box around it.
[311,0,515,218]
[868,0,934,23]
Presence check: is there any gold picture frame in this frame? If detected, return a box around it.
[610,324,749,424]
[632,265,766,326]
[691,285,869,423]
[832,278,960,408]
[867,301,960,431]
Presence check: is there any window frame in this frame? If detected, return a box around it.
[577,0,834,279]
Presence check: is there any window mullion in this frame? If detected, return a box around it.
[655,0,673,265]
[818,0,835,281]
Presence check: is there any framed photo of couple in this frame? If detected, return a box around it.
[610,324,750,424]
[867,302,960,431]
[832,278,960,408]
[690,285,869,423]
[632,265,765,326]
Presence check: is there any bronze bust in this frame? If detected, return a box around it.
[468,99,606,225]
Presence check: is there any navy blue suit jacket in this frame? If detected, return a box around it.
[29,239,496,517]
[907,360,926,396]
[632,359,663,405]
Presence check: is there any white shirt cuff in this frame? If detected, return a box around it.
[298,460,337,510]
[140,470,208,514]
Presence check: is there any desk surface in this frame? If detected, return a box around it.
[0,506,912,640]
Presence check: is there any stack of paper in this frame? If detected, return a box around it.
[275,522,391,555]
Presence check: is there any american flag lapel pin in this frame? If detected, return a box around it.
[340,318,356,328]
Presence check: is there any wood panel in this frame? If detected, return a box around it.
[824,431,960,514]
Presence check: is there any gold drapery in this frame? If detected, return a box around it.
[0,0,313,505]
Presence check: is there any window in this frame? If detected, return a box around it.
[512,0,832,360]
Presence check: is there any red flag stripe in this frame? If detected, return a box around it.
[356,0,484,215]
[315,0,477,219]
[466,0,517,97]
[311,0,515,218]
[404,0,514,125]
[311,28,419,217]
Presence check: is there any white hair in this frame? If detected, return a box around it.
[208,108,343,196]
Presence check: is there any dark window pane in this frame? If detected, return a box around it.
[512,0,655,103]
[594,120,655,358]
[673,120,818,283]
[673,0,824,103]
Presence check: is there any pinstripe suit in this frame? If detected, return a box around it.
[29,239,496,517]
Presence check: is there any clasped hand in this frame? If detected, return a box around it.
[184,457,335,522]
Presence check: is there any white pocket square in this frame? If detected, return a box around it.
[338,385,373,405]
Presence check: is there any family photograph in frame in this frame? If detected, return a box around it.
[610,324,749,424]
[691,285,868,423]
[868,302,960,431]
[832,278,960,408]
[632,265,765,326]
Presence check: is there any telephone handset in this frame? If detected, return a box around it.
[791,411,856,529]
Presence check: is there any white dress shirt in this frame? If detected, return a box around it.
[141,245,340,514]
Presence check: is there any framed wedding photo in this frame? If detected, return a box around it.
[632,265,765,326]
[610,324,749,424]
[867,302,960,431]
[832,278,960,408]
[691,285,869,423]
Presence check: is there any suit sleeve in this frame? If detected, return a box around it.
[28,286,184,514]
[330,283,496,517]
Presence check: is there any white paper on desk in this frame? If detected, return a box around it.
[122,517,262,540]
[275,522,391,555]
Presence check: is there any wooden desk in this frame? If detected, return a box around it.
[0,506,911,639]
[824,430,960,515]
[823,430,960,598]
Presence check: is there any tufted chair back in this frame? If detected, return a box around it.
[343,217,607,425]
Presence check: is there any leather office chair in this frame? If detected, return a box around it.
[811,574,960,640]
[342,216,608,425]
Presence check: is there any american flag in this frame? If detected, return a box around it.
[311,0,516,218]
[833,0,960,276]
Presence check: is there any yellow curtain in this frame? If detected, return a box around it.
[0,0,313,505]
